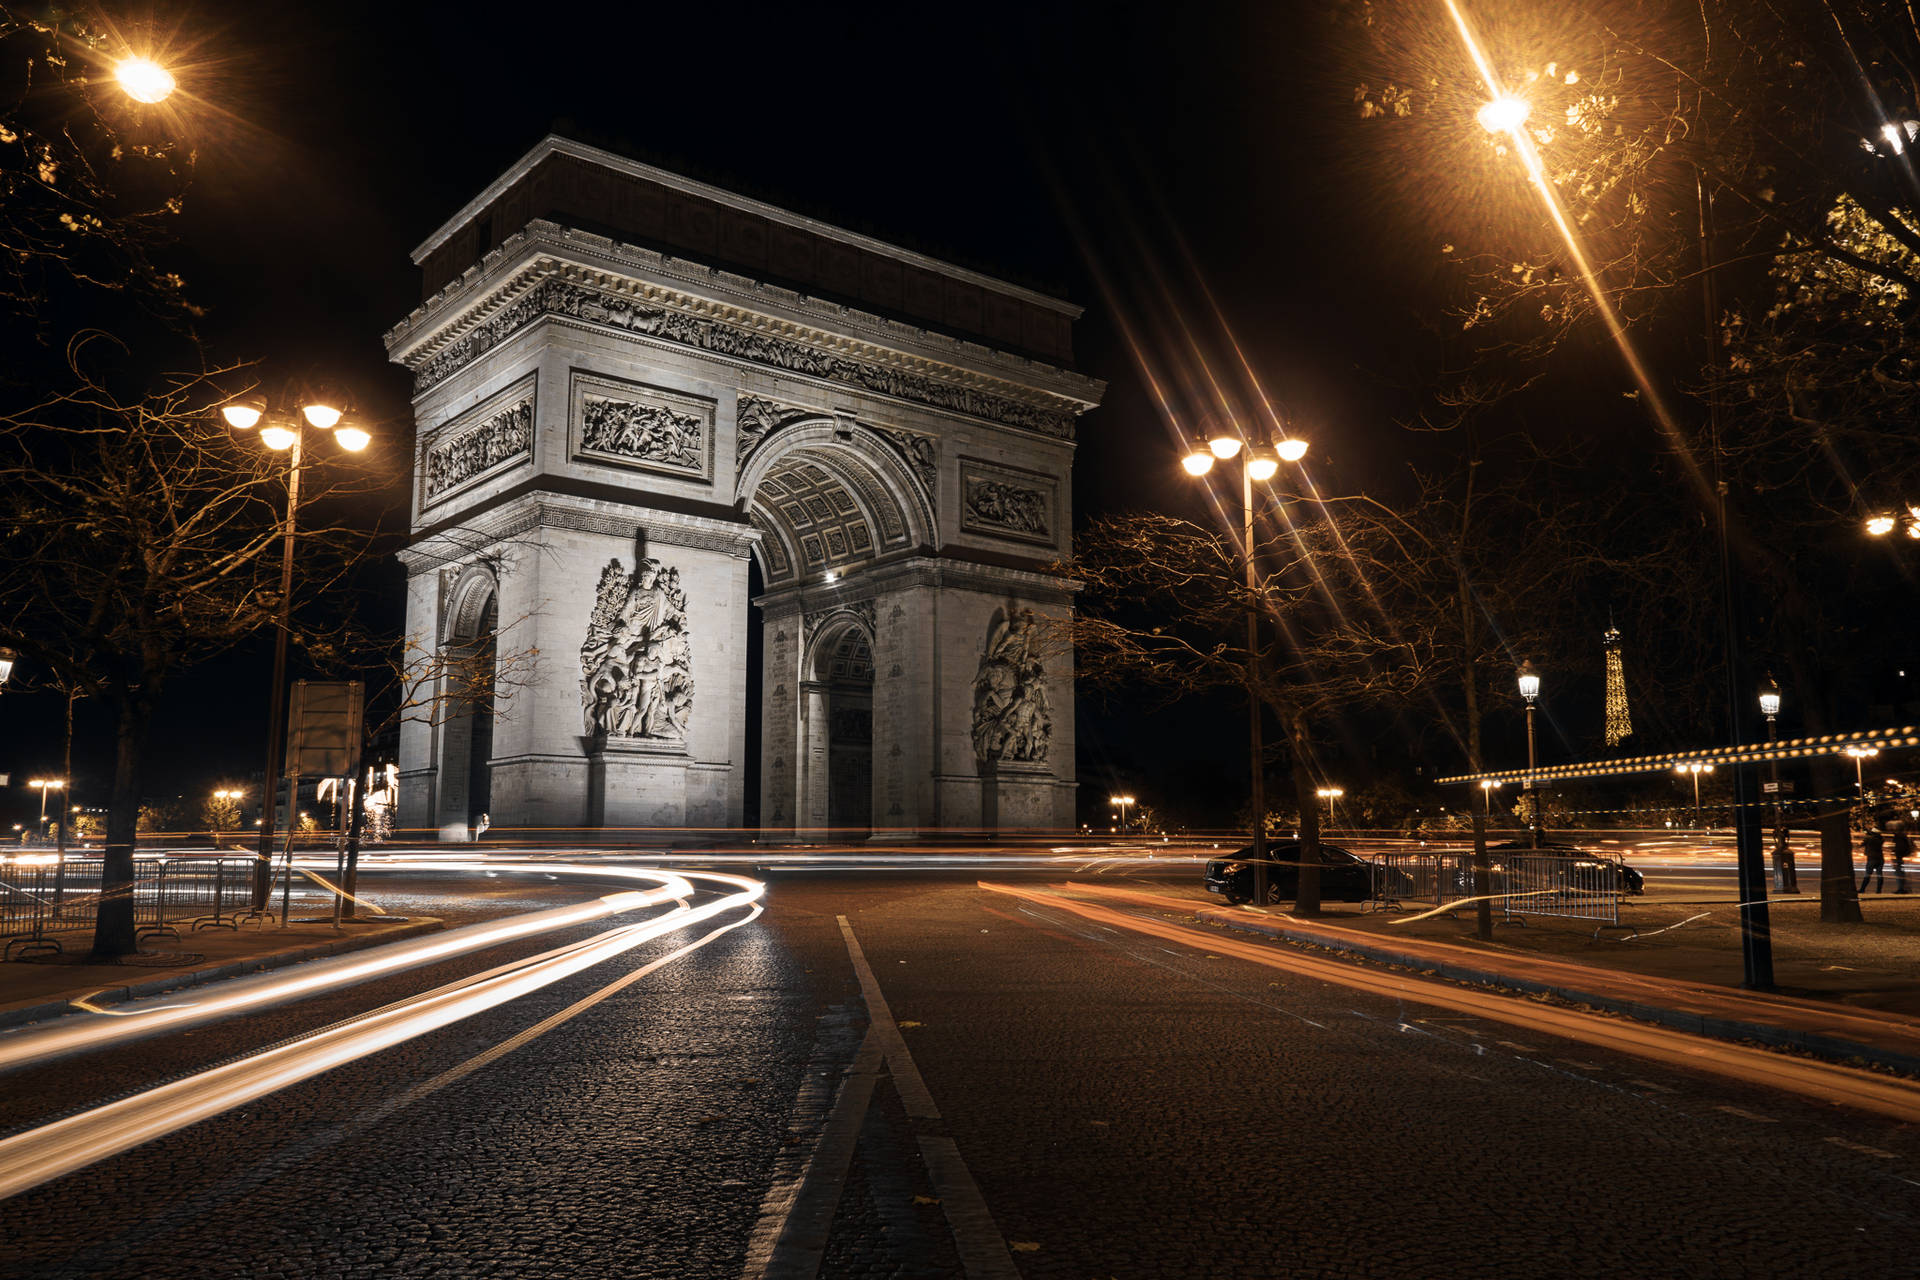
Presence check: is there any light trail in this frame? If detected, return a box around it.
[0,870,764,1202]
[982,880,1920,1123]
[0,862,700,1073]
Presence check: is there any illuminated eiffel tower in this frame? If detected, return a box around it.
[1603,619,1634,748]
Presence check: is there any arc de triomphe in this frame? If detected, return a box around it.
[386,137,1104,839]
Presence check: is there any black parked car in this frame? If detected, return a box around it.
[1454,840,1644,896]
[1204,842,1376,905]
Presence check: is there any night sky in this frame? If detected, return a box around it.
[1,1,1645,828]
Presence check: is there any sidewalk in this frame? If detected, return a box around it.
[1071,880,1920,1076]
[0,914,443,1032]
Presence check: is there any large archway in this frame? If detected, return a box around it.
[740,418,931,840]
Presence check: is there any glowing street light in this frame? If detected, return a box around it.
[27,779,64,835]
[216,388,374,907]
[1676,761,1714,824]
[1315,786,1344,831]
[1476,94,1530,135]
[1107,793,1136,834]
[1517,661,1542,847]
[1864,506,1920,539]
[0,646,16,692]
[1844,744,1880,802]
[1178,428,1310,907]
[113,56,175,105]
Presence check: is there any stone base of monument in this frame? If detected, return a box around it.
[979,759,1056,833]
[588,736,692,828]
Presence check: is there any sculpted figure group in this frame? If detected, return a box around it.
[580,555,694,741]
[971,608,1051,764]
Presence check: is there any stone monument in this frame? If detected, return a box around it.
[386,136,1103,839]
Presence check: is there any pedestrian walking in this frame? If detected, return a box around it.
[1861,820,1886,894]
[1893,821,1911,895]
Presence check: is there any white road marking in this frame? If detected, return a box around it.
[838,917,1019,1279]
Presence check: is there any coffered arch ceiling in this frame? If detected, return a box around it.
[743,431,931,587]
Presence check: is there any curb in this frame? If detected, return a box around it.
[0,917,446,1033]
[1199,907,1920,1078]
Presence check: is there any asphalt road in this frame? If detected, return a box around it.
[0,863,1915,1279]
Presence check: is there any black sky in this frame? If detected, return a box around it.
[3,1,1530,826]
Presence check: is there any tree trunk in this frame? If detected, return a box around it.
[1812,761,1863,923]
[1458,575,1493,941]
[91,698,148,958]
[1289,720,1323,916]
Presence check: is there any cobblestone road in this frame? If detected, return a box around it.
[0,867,1915,1278]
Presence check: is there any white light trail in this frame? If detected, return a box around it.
[0,870,763,1202]
[0,863,700,1073]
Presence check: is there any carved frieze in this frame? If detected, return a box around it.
[421,381,536,504]
[570,372,713,481]
[413,274,1078,439]
[736,394,815,468]
[971,608,1051,764]
[960,459,1054,545]
[579,552,694,743]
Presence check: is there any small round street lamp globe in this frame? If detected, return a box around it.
[301,402,343,430]
[1207,433,1243,460]
[1180,450,1214,476]
[1275,438,1308,463]
[259,425,298,451]
[1245,445,1280,482]
[114,57,175,104]
[334,421,372,452]
[1868,514,1896,536]
[1477,95,1530,135]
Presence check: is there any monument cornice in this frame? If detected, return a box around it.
[385,227,1103,438]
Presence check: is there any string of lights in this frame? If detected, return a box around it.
[1437,725,1920,787]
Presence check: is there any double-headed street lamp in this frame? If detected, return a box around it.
[1844,745,1880,805]
[1182,427,1309,909]
[28,778,64,838]
[1108,793,1136,834]
[1516,661,1542,848]
[1315,787,1344,832]
[1676,761,1714,825]
[218,392,371,907]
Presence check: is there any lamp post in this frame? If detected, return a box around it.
[1516,662,1542,848]
[1182,428,1309,908]
[1844,745,1880,805]
[1107,793,1135,835]
[1315,787,1343,833]
[1676,762,1714,825]
[218,391,372,909]
[1757,676,1797,893]
[28,779,63,841]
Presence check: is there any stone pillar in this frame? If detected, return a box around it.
[798,680,832,835]
[760,610,802,838]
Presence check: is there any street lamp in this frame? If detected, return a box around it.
[1108,794,1136,835]
[1864,505,1920,539]
[0,646,16,691]
[1844,745,1880,804]
[1181,429,1309,907]
[1517,661,1542,848]
[27,778,64,838]
[219,389,372,907]
[1755,674,1796,893]
[112,56,176,104]
[1316,787,1344,832]
[1675,761,1714,825]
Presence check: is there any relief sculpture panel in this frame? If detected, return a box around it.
[960,461,1053,545]
[971,608,1051,764]
[422,384,535,503]
[571,372,713,481]
[579,553,694,742]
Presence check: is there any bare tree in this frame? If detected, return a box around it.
[0,337,379,955]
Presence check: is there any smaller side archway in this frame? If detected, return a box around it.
[797,611,876,837]
[435,564,500,841]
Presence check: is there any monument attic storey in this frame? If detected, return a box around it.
[384,136,1104,839]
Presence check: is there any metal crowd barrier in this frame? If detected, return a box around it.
[1368,849,1629,932]
[1,854,260,958]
